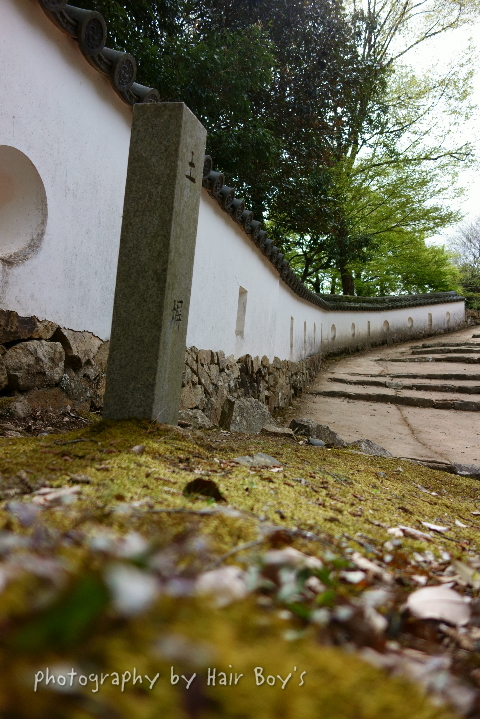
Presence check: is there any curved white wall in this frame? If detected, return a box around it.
[187,193,465,361]
[0,0,465,355]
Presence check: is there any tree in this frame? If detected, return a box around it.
[272,0,479,294]
[449,215,480,293]
[75,0,478,296]
[74,0,369,218]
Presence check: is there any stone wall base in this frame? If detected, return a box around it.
[0,307,470,425]
[180,348,322,424]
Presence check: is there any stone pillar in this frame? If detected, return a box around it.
[103,103,206,423]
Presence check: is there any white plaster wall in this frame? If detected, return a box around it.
[0,0,465,353]
[0,0,132,339]
[187,193,465,361]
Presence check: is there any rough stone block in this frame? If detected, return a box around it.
[193,384,206,409]
[52,327,103,370]
[93,341,109,373]
[453,463,480,480]
[0,358,7,391]
[208,364,220,383]
[197,365,213,395]
[4,340,64,391]
[180,383,198,410]
[347,439,392,457]
[260,425,294,438]
[220,397,275,434]
[206,384,228,426]
[289,418,347,447]
[178,409,213,429]
[0,309,57,344]
[198,349,212,365]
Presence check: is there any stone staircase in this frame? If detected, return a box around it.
[312,336,480,412]
[286,326,480,465]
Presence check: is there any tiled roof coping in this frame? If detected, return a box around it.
[38,1,464,313]
[38,0,160,104]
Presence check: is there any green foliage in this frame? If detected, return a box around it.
[74,0,477,295]
[448,215,480,295]
[353,238,461,296]
[463,292,480,309]
[13,574,109,651]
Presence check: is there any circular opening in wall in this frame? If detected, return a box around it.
[351,322,355,338]
[0,146,47,264]
[331,324,336,341]
[407,317,413,329]
[383,320,390,332]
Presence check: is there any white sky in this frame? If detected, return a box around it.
[406,21,480,246]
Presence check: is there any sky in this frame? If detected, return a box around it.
[406,20,480,247]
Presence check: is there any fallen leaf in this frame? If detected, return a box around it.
[387,527,404,538]
[451,560,480,590]
[340,570,366,584]
[232,453,282,468]
[421,522,450,533]
[105,563,159,616]
[131,445,145,455]
[263,547,322,570]
[411,575,428,585]
[455,519,467,528]
[398,526,433,541]
[32,486,81,505]
[438,623,475,650]
[351,552,393,583]
[183,478,225,502]
[196,566,248,607]
[364,606,388,633]
[407,585,471,626]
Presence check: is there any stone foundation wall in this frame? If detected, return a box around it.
[0,309,322,424]
[0,306,472,425]
[180,347,322,424]
[0,309,108,418]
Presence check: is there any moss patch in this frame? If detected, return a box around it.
[0,419,477,718]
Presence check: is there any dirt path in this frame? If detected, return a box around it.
[284,326,480,465]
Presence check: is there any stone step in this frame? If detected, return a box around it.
[310,389,480,410]
[377,356,480,364]
[327,376,480,394]
[410,342,480,349]
[411,347,480,355]
[344,372,480,381]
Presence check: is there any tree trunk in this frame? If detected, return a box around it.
[330,277,336,294]
[340,269,355,295]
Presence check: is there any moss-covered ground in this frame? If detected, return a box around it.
[0,418,478,718]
